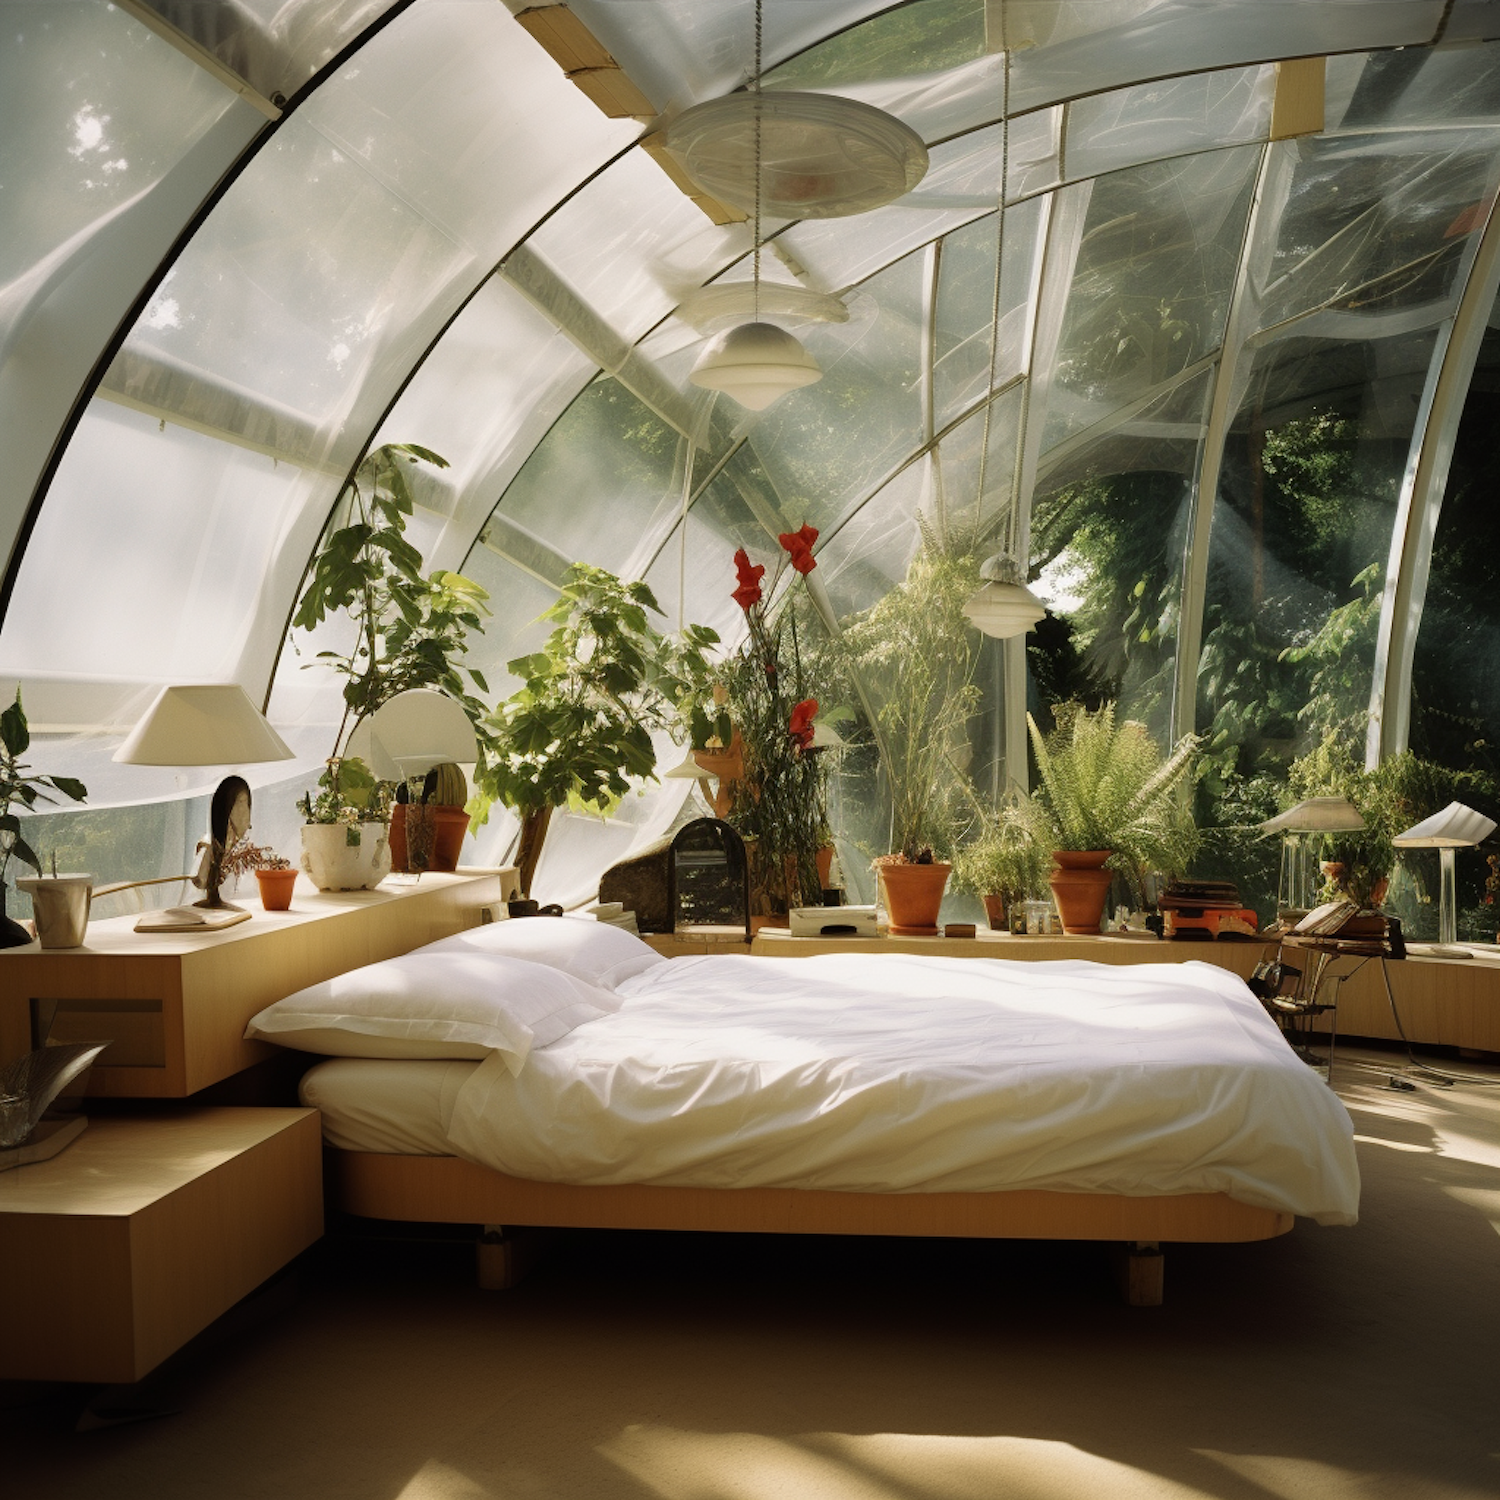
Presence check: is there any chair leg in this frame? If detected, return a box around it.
[1115,1241,1164,1306]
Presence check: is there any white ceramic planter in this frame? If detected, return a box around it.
[299,823,391,892]
[16,874,93,948]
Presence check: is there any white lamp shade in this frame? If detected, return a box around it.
[1260,792,1368,840]
[810,719,846,749]
[113,685,294,767]
[962,580,1046,639]
[1258,796,1367,835]
[354,690,479,779]
[1393,800,1497,848]
[665,751,714,780]
[689,322,822,410]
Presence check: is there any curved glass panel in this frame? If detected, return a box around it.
[0,2,257,582]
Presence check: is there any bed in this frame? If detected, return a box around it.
[248,918,1360,1304]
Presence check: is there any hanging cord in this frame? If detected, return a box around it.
[753,0,763,322]
[974,2,1011,557]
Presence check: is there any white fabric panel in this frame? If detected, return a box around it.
[0,3,258,588]
[445,952,1360,1223]
[1,400,307,684]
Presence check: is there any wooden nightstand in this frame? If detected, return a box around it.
[0,867,517,1096]
[0,1107,321,1383]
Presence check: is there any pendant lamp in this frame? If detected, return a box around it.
[688,0,821,412]
[959,5,1045,640]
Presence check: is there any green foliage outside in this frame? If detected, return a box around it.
[0,689,88,890]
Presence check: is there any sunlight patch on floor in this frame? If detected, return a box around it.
[394,1459,493,1499]
[1198,1450,1497,1499]
[602,1426,1211,1500]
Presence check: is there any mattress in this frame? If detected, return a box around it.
[300,953,1361,1225]
[302,1057,478,1155]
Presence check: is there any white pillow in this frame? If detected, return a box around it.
[245,950,617,1074]
[422,914,666,989]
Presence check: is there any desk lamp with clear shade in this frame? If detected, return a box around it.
[1393,801,1497,947]
[1258,796,1367,916]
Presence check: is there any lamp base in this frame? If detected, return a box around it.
[193,894,245,914]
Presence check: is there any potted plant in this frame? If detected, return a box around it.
[290,443,493,889]
[840,529,985,934]
[954,792,1049,930]
[391,762,471,873]
[0,689,87,948]
[708,533,843,922]
[476,564,720,897]
[222,842,298,911]
[1026,703,1199,934]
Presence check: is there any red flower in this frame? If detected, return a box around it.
[789,697,818,752]
[778,523,819,575]
[731,548,765,611]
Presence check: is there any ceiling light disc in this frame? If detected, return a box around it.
[666,91,928,220]
[689,321,823,411]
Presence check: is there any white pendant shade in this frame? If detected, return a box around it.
[962,579,1047,639]
[350,689,478,779]
[1257,797,1367,835]
[810,719,846,750]
[113,684,294,767]
[690,321,822,410]
[1393,800,1497,848]
[666,91,929,219]
[675,282,849,335]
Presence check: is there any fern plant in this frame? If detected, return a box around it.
[1026,703,1199,899]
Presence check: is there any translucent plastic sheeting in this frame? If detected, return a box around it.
[757,0,1446,122]
[481,377,698,582]
[137,0,405,102]
[526,149,751,348]
[933,198,1045,432]
[1,400,307,690]
[1041,146,1259,452]
[1195,325,1442,760]
[1254,130,1500,338]
[1326,43,1500,134]
[0,2,259,583]
[365,276,596,571]
[928,381,1026,547]
[565,0,902,116]
[730,253,927,538]
[811,458,930,623]
[1064,65,1274,183]
[13,0,635,725]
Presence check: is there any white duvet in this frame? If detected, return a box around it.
[445,953,1360,1225]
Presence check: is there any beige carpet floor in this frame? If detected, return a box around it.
[6,1045,1500,1500]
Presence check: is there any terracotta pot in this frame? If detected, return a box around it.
[982,894,1006,931]
[255,868,298,912]
[391,804,470,872]
[817,845,835,889]
[1048,850,1114,935]
[1371,877,1390,909]
[750,914,788,934]
[879,861,951,936]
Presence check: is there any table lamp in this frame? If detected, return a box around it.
[1393,801,1497,948]
[1258,796,1366,914]
[346,689,478,784]
[114,685,294,910]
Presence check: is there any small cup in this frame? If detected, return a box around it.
[17,874,93,949]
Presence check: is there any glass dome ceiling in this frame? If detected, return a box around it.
[4,0,1500,920]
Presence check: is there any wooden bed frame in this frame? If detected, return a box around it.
[329,1149,1294,1305]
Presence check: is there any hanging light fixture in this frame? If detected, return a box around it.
[960,2,1045,641]
[689,0,822,412]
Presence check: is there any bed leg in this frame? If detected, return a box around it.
[1116,1241,1164,1307]
[476,1225,549,1290]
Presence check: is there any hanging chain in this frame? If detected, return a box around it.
[974,0,1011,561]
[753,0,763,322]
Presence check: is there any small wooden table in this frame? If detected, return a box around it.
[0,868,516,1096]
[0,1108,321,1383]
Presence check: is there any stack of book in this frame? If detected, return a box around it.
[1158,880,1259,940]
[588,901,640,934]
[1282,899,1405,958]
